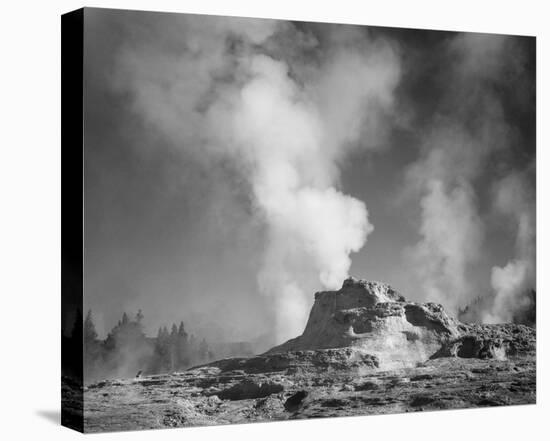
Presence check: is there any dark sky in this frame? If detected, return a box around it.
[83,8,535,347]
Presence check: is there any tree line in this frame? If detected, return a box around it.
[79,309,215,383]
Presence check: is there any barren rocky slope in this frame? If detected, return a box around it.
[81,278,536,432]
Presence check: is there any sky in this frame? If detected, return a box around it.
[82,8,535,349]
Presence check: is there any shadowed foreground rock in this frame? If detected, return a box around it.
[81,278,535,432]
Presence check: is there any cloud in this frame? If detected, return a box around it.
[109,15,401,342]
[484,171,535,324]
[405,178,483,311]
[403,33,532,317]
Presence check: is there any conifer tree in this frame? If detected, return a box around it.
[83,310,101,381]
[135,309,144,324]
[177,321,189,368]
[170,323,179,370]
[199,338,209,362]
[84,310,98,342]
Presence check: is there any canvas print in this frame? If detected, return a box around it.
[61,7,536,433]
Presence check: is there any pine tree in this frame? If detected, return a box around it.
[84,310,98,342]
[170,323,178,337]
[177,321,189,368]
[152,326,171,373]
[103,311,149,378]
[169,324,179,371]
[199,338,209,362]
[83,310,101,381]
[177,321,187,338]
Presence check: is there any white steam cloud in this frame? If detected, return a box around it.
[484,172,535,323]
[112,17,401,341]
[404,34,534,318]
[405,123,491,314]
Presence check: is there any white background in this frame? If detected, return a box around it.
[0,0,547,439]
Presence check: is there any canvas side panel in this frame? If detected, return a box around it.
[61,8,84,433]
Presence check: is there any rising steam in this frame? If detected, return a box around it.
[484,171,535,323]
[405,127,485,314]
[404,34,535,320]
[112,17,401,341]
[106,14,533,340]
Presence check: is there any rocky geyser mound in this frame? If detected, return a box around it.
[266,277,534,369]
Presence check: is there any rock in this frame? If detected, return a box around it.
[217,379,284,401]
[208,347,379,374]
[431,324,536,360]
[410,394,435,407]
[267,278,464,368]
[206,395,222,406]
[81,278,536,432]
[266,277,533,369]
[355,380,380,391]
[284,390,308,411]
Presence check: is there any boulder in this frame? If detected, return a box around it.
[217,379,284,401]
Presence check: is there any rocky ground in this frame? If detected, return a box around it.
[78,278,536,433]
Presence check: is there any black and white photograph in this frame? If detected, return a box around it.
[58,7,539,433]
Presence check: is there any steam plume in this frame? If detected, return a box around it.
[404,34,531,316]
[112,17,401,341]
[484,171,535,323]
